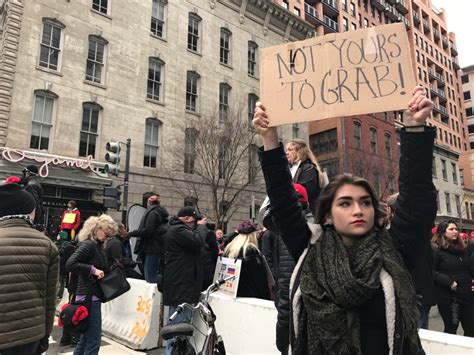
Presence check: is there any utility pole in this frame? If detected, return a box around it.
[122,138,131,224]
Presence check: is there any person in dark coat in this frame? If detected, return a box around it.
[387,193,437,329]
[223,220,271,300]
[128,193,168,283]
[22,164,44,225]
[432,219,474,336]
[285,139,323,214]
[163,207,207,355]
[261,183,314,355]
[200,226,219,290]
[66,214,118,355]
[105,223,143,279]
[253,86,436,355]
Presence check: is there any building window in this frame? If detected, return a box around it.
[248,144,258,182]
[445,192,451,214]
[432,156,437,178]
[187,13,201,52]
[343,17,348,31]
[342,0,347,11]
[282,0,289,10]
[471,203,474,220]
[144,118,160,168]
[218,140,230,179]
[455,195,461,217]
[462,74,469,84]
[85,36,107,84]
[186,71,199,112]
[383,112,389,122]
[293,7,300,17]
[248,41,258,77]
[441,159,447,180]
[151,0,166,38]
[364,18,369,28]
[373,172,380,196]
[464,91,471,100]
[384,133,392,158]
[220,28,231,65]
[219,83,231,121]
[310,128,338,154]
[388,176,395,195]
[435,191,440,211]
[351,23,357,31]
[79,104,100,158]
[452,163,458,184]
[39,20,63,71]
[292,123,300,138]
[350,2,355,16]
[465,202,469,219]
[92,0,108,14]
[30,91,56,150]
[370,127,377,154]
[184,128,198,174]
[147,58,163,102]
[466,107,473,117]
[248,94,259,127]
[353,121,361,149]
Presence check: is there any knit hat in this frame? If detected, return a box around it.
[460,232,468,240]
[24,165,39,175]
[4,176,21,184]
[237,220,258,234]
[177,206,197,218]
[293,183,309,205]
[0,183,36,217]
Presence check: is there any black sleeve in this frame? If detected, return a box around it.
[106,239,123,261]
[129,208,162,240]
[65,241,94,276]
[390,127,437,270]
[259,144,311,262]
[261,231,275,275]
[296,163,320,204]
[174,225,203,251]
[432,249,453,289]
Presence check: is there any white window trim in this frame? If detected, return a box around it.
[29,90,58,152]
[79,103,102,158]
[85,36,108,86]
[37,19,65,72]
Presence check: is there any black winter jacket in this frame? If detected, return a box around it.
[24,175,44,223]
[163,218,205,305]
[259,127,437,355]
[293,159,320,213]
[130,204,168,256]
[66,239,107,297]
[433,246,474,302]
[201,230,219,290]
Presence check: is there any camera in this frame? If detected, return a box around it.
[197,214,216,231]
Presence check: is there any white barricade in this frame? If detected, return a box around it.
[102,278,162,350]
[419,329,474,354]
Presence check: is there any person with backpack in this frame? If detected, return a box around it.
[128,193,169,283]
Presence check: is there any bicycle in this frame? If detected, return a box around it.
[160,275,234,355]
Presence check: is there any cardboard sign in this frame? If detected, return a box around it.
[260,23,416,126]
[213,257,242,299]
[62,212,77,224]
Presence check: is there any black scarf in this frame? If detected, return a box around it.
[297,227,422,354]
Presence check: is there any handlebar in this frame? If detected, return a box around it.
[169,275,236,321]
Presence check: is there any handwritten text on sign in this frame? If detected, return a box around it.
[260,23,416,126]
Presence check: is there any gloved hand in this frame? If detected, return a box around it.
[36,336,49,354]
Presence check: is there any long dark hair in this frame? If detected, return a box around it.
[315,173,386,229]
[431,219,463,250]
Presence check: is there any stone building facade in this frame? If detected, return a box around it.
[0,0,313,230]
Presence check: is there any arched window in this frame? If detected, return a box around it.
[147,57,165,102]
[86,35,108,84]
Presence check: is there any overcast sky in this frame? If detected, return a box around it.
[432,0,473,68]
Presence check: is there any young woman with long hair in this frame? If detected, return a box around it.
[432,219,474,336]
[224,220,271,300]
[253,86,436,355]
[285,139,324,213]
[66,214,118,355]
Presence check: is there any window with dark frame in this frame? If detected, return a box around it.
[445,192,451,214]
[144,118,160,168]
[92,0,108,14]
[369,127,377,154]
[219,83,231,121]
[464,91,471,100]
[218,140,230,179]
[39,21,62,71]
[309,129,338,155]
[248,94,259,127]
[184,127,198,174]
[248,41,258,76]
[353,121,362,149]
[451,163,458,184]
[384,133,392,158]
[147,58,163,102]
[441,159,447,180]
[79,104,100,158]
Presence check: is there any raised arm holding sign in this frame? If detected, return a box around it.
[260,23,416,126]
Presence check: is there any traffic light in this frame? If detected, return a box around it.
[103,186,122,210]
[105,141,121,176]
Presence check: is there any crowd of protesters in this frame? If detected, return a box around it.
[1,86,474,355]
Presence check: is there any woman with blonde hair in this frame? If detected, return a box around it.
[66,214,118,355]
[285,139,324,213]
[224,220,271,300]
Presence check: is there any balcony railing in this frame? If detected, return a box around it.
[322,0,339,12]
[395,0,408,14]
[434,105,448,117]
[397,15,410,29]
[304,3,321,22]
[371,0,386,11]
[323,15,339,32]
[384,4,398,21]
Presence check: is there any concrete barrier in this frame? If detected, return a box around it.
[102,278,162,350]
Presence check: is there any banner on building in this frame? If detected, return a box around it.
[260,23,416,126]
[213,257,242,299]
